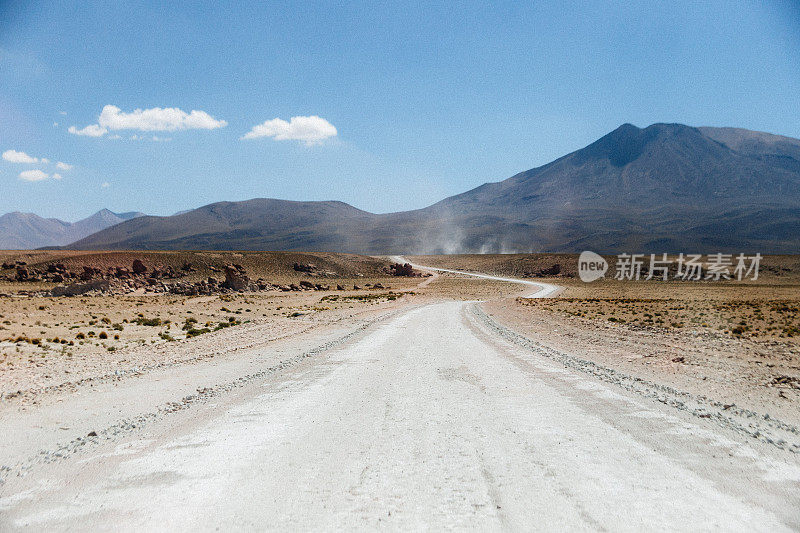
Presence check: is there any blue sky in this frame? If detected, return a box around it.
[1,0,799,220]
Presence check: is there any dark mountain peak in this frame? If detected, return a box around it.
[572,122,723,168]
[576,122,656,167]
[613,122,641,134]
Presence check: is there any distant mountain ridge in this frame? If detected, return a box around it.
[38,123,800,253]
[0,209,145,249]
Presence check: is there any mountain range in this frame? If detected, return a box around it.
[0,209,145,250]
[5,123,799,253]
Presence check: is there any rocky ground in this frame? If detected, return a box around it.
[0,251,439,399]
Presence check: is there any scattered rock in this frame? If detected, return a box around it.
[388,263,418,277]
[132,259,148,274]
[223,265,251,291]
[51,279,111,297]
[535,264,562,277]
[293,262,317,273]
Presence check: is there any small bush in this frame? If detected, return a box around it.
[185,327,211,338]
[134,317,161,327]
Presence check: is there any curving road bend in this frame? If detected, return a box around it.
[392,256,561,298]
[1,276,798,530]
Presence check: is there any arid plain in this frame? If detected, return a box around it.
[1,250,799,529]
[1,251,798,421]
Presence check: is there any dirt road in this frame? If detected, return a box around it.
[2,296,799,530]
[394,255,561,298]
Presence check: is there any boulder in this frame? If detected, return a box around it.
[535,264,561,277]
[15,267,29,281]
[389,263,416,276]
[299,280,315,289]
[51,279,111,297]
[223,265,250,291]
[81,266,101,280]
[132,259,148,274]
[293,262,317,273]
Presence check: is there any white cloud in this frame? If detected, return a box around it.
[108,134,122,140]
[52,173,63,180]
[98,105,227,132]
[101,181,110,188]
[59,111,67,115]
[69,105,227,138]
[53,122,59,127]
[241,115,337,145]
[19,169,50,181]
[40,158,49,164]
[69,124,108,137]
[56,161,72,171]
[3,149,39,163]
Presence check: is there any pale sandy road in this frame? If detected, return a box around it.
[1,301,798,531]
[392,256,561,298]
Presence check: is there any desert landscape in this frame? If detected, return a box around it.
[3,1,800,530]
